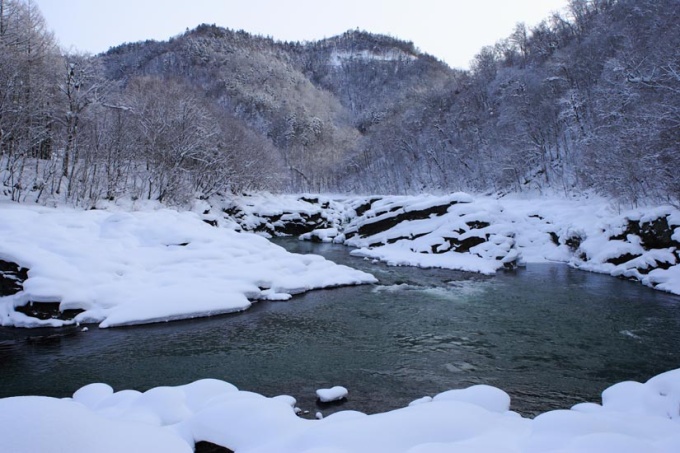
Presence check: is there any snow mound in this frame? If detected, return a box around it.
[316,386,348,403]
[0,203,376,328]
[1,369,679,452]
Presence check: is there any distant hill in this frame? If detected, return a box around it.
[99,25,455,192]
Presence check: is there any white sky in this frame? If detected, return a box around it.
[33,0,569,69]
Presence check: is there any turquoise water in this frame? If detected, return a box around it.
[1,238,679,416]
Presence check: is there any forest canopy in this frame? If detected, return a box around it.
[1,0,678,206]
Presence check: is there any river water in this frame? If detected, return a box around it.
[1,238,679,416]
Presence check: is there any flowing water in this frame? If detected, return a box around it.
[1,238,679,417]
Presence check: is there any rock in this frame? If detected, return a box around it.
[0,259,28,296]
[354,200,460,238]
[194,441,234,453]
[565,234,583,252]
[610,216,679,250]
[606,253,642,266]
[14,302,84,322]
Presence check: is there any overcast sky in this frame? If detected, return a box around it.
[33,0,569,69]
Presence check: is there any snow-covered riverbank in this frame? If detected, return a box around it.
[1,194,679,451]
[1,367,679,452]
[0,202,376,328]
[216,192,680,295]
[1,192,679,328]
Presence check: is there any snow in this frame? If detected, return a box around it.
[0,396,192,453]
[352,244,501,274]
[231,193,678,296]
[329,49,417,67]
[1,193,680,451]
[316,386,348,403]
[0,202,376,328]
[4,192,675,329]
[300,227,340,243]
[1,369,679,453]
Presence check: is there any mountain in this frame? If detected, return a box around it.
[99,26,456,193]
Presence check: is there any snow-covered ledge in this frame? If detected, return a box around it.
[0,202,376,328]
[216,193,680,296]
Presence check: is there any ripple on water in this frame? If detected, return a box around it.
[1,241,680,418]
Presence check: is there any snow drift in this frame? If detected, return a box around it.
[0,203,376,328]
[1,368,679,453]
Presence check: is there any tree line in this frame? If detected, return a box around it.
[0,0,284,206]
[1,0,678,207]
[340,0,679,205]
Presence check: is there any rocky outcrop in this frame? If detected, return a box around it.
[214,194,679,288]
[1,260,84,323]
[571,210,680,292]
[0,259,28,296]
[217,197,332,237]
[14,302,84,322]
[344,198,462,239]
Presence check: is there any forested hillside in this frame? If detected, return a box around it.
[1,0,678,206]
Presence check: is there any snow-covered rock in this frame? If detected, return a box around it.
[215,193,680,295]
[0,202,377,328]
[572,209,680,294]
[316,386,349,403]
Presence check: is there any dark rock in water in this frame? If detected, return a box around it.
[315,396,348,407]
[194,441,234,453]
[15,302,84,321]
[0,259,28,296]
[308,233,324,243]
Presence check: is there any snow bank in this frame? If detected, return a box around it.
[215,193,680,295]
[0,203,376,328]
[0,395,192,453]
[1,369,679,452]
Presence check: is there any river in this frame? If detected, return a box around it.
[1,238,679,417]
